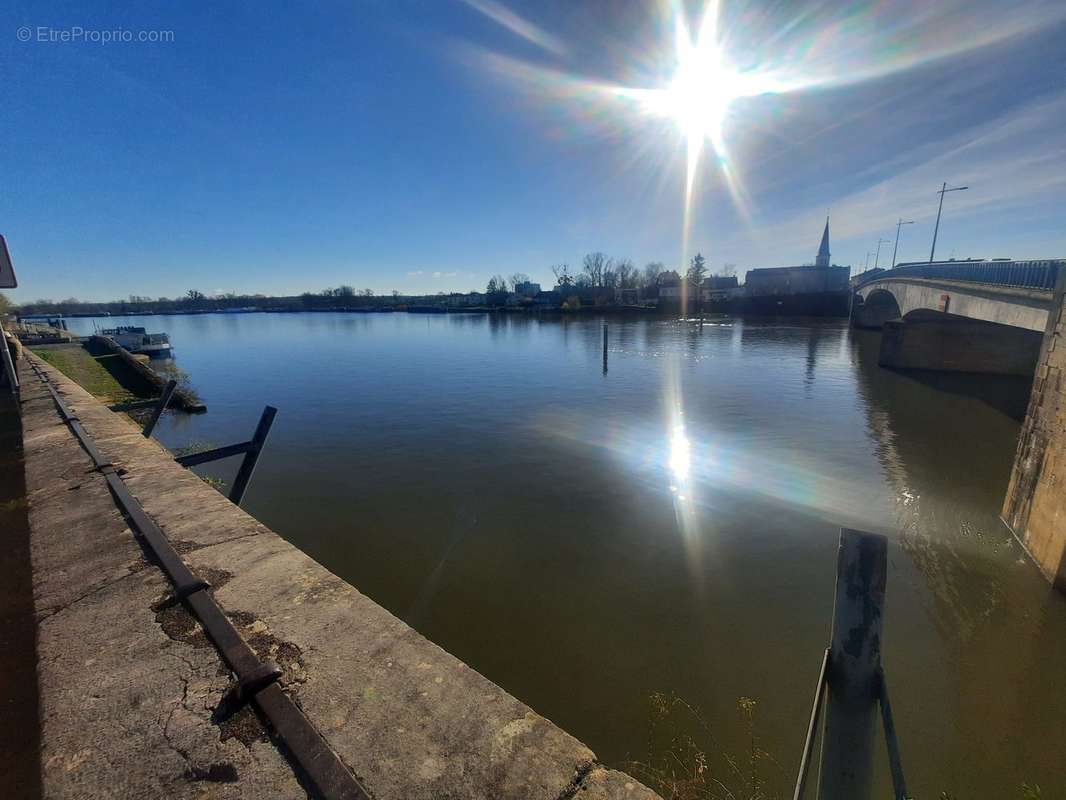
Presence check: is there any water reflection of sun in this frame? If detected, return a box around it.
[668,422,691,484]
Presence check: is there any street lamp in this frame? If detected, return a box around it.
[873,238,891,270]
[929,182,968,262]
[891,219,914,268]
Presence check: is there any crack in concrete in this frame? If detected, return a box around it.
[36,568,144,623]
[161,673,193,770]
[183,529,266,554]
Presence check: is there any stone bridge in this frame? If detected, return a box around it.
[851,260,1061,375]
[851,259,1066,594]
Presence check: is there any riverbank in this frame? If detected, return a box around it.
[31,339,205,414]
[31,343,137,405]
[15,349,659,799]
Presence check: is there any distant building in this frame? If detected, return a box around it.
[744,265,850,297]
[658,271,684,300]
[701,275,740,303]
[514,281,541,298]
[743,218,851,316]
[815,217,831,268]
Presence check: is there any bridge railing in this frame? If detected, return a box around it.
[857,259,1061,291]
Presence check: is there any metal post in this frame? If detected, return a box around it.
[891,219,914,268]
[817,528,887,799]
[878,670,909,800]
[602,323,608,373]
[0,323,18,400]
[228,406,277,506]
[930,181,968,263]
[793,648,830,800]
[141,379,177,438]
[873,238,890,271]
[929,182,946,263]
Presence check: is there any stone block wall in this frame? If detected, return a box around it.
[1003,271,1066,590]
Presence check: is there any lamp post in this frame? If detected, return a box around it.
[891,219,914,268]
[873,238,891,270]
[929,182,968,262]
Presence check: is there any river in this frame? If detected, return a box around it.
[65,311,1066,797]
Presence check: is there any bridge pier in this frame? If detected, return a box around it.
[851,294,898,330]
[878,316,1043,376]
[1003,271,1066,591]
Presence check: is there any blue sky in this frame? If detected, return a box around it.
[3,0,1065,302]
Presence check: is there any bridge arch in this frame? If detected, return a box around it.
[854,277,1050,332]
[852,287,902,329]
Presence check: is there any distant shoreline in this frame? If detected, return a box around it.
[20,295,851,320]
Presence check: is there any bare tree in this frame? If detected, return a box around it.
[508,272,531,291]
[186,289,205,301]
[580,252,613,288]
[642,262,664,288]
[552,264,574,287]
[718,263,736,277]
[615,259,638,289]
[486,275,509,295]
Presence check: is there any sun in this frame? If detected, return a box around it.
[611,1,770,258]
[642,8,737,156]
[471,0,793,264]
[618,4,750,170]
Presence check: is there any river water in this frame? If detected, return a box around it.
[66,312,1066,797]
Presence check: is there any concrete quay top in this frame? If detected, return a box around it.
[19,352,660,800]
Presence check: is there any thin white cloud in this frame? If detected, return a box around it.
[747,0,1066,95]
[407,270,425,276]
[459,0,566,57]
[734,90,1066,265]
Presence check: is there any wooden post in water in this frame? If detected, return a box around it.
[602,322,608,373]
[817,528,887,799]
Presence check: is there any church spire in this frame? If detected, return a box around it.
[815,216,830,267]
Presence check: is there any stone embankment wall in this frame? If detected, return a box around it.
[19,352,659,799]
[86,334,205,411]
[1003,271,1066,590]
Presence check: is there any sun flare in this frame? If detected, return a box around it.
[612,1,783,260]
[618,5,738,176]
